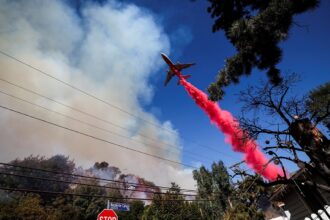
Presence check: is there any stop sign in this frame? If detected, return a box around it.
[97,209,118,220]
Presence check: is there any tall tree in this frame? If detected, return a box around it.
[206,0,319,100]
[237,74,330,188]
[193,161,266,219]
[306,82,330,133]
[193,161,232,219]
[142,182,202,220]
[72,179,110,220]
[117,200,145,220]
[0,154,76,203]
[15,194,49,220]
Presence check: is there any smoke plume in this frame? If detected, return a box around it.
[179,79,284,180]
[0,0,195,189]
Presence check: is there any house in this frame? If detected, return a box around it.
[269,169,330,220]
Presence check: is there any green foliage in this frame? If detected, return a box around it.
[193,161,266,219]
[0,155,150,219]
[71,179,108,220]
[306,81,330,132]
[0,198,18,220]
[15,194,48,220]
[193,161,232,219]
[206,0,319,100]
[0,155,75,195]
[220,176,266,220]
[50,196,80,220]
[142,182,202,220]
[0,155,268,219]
[223,203,264,220]
[118,200,145,220]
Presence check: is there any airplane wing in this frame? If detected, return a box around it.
[175,63,195,70]
[164,71,173,86]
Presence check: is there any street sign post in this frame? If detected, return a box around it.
[97,209,118,220]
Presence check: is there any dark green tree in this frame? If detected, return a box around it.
[142,182,202,220]
[0,155,75,194]
[193,161,232,219]
[50,196,80,220]
[193,161,266,219]
[0,195,18,220]
[117,200,145,220]
[206,0,319,100]
[306,82,330,133]
[15,194,49,220]
[72,179,108,220]
[223,176,266,220]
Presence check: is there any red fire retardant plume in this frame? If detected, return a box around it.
[179,78,284,181]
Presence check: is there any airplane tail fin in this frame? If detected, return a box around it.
[177,74,191,85]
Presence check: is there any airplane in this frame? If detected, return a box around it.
[161,53,195,86]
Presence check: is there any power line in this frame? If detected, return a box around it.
[0,78,179,152]
[0,104,197,169]
[0,77,221,162]
[0,50,235,157]
[0,186,213,202]
[0,88,217,164]
[0,162,197,192]
[0,50,175,133]
[0,170,198,197]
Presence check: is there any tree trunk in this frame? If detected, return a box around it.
[289,118,330,183]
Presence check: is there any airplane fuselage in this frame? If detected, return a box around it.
[161,53,194,86]
[161,54,183,78]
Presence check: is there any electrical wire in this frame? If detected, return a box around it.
[0,89,215,163]
[0,77,227,162]
[0,50,236,157]
[0,162,197,192]
[0,104,197,169]
[0,186,213,202]
[0,170,198,197]
[0,77,180,152]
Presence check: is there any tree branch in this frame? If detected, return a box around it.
[268,86,291,125]
[263,145,306,152]
[257,179,330,192]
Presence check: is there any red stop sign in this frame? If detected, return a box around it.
[97,209,118,220]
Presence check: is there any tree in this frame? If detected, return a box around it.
[237,74,330,189]
[51,196,80,220]
[222,176,266,220]
[90,161,121,180]
[142,182,202,220]
[0,195,18,220]
[193,161,266,219]
[72,179,108,220]
[193,161,232,219]
[206,0,319,100]
[306,82,330,133]
[15,194,48,220]
[117,200,145,220]
[0,155,76,194]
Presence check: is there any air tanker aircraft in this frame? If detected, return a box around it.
[161,53,195,86]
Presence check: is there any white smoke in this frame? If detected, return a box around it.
[0,0,195,189]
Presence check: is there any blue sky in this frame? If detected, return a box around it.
[114,0,330,171]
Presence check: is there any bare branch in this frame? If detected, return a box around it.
[257,179,330,192]
[263,145,306,153]
[268,86,291,125]
[278,86,289,110]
